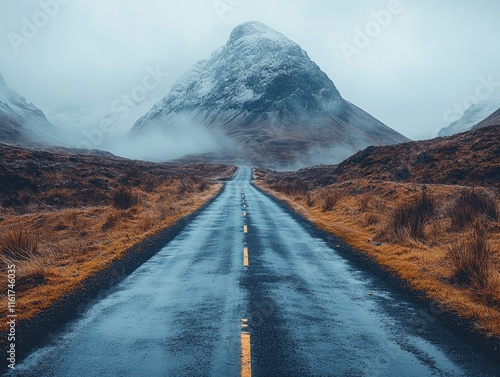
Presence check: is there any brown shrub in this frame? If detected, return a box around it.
[317,189,342,212]
[448,226,491,289]
[388,188,435,241]
[0,229,39,261]
[449,190,497,231]
[15,256,55,292]
[426,221,446,246]
[113,186,138,210]
[198,181,209,192]
[475,276,500,307]
[364,213,379,226]
[305,193,315,207]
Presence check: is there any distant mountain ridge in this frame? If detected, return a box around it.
[0,72,59,146]
[474,108,500,130]
[439,100,499,137]
[131,21,409,168]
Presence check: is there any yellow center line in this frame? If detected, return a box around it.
[241,331,252,377]
[243,247,249,267]
[244,225,248,234]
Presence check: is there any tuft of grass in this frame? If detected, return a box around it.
[358,194,371,212]
[113,186,138,210]
[317,189,342,212]
[15,256,56,293]
[0,229,39,261]
[388,188,435,241]
[448,225,491,290]
[305,193,315,207]
[198,181,208,192]
[449,190,497,231]
[363,213,379,226]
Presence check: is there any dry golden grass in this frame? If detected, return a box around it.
[0,181,227,330]
[0,145,236,331]
[255,177,500,337]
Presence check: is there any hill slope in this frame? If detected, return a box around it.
[267,125,499,188]
[474,109,500,130]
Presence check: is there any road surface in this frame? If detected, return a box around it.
[11,167,499,376]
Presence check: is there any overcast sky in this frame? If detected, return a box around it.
[1,0,499,140]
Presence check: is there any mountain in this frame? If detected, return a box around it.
[473,108,500,130]
[0,73,59,146]
[272,124,499,189]
[439,100,499,137]
[131,21,409,168]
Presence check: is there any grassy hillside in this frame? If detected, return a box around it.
[0,144,235,328]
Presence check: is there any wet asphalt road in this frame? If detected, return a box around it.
[11,167,500,376]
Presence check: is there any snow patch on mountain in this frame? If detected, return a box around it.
[0,73,59,145]
[439,100,500,137]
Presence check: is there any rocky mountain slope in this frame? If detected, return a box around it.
[263,125,499,189]
[131,21,409,168]
[474,108,500,130]
[0,73,59,146]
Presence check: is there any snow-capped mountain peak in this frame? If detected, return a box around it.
[0,73,59,145]
[228,21,290,45]
[131,22,408,167]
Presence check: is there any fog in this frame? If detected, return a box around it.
[1,0,500,142]
[106,129,229,162]
[104,117,235,162]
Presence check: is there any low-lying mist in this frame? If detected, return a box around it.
[105,125,235,163]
